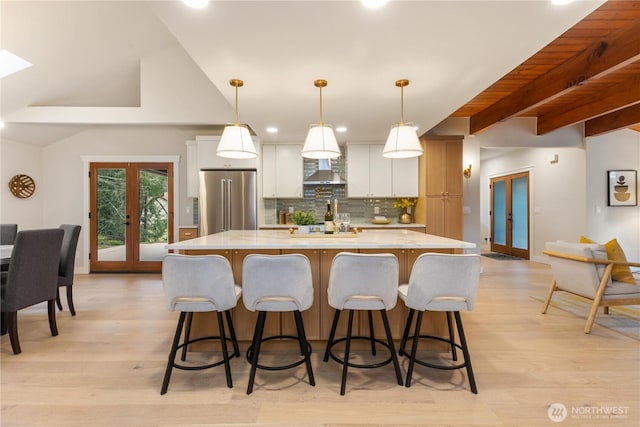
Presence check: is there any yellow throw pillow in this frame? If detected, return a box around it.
[580,235,596,244]
[604,238,636,285]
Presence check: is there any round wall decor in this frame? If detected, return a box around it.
[8,174,36,199]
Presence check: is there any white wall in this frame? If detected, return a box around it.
[585,129,640,261]
[1,139,44,229]
[480,147,587,262]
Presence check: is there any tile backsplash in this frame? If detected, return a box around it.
[263,155,406,224]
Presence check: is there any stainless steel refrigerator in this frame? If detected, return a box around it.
[199,169,257,235]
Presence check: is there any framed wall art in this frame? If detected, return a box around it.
[607,170,637,206]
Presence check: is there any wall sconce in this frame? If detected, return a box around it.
[463,164,472,178]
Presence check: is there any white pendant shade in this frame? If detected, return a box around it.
[302,125,341,159]
[217,124,257,159]
[382,123,423,158]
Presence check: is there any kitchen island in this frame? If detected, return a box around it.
[165,229,475,342]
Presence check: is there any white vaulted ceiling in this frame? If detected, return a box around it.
[0,1,606,146]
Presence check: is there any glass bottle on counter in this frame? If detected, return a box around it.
[324,200,334,234]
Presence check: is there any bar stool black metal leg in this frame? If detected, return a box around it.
[323,309,341,362]
[380,309,403,386]
[247,311,267,395]
[405,310,423,387]
[217,311,233,388]
[367,310,376,356]
[225,310,240,357]
[446,311,457,361]
[399,308,415,356]
[181,312,193,361]
[454,311,477,394]
[161,312,186,395]
[340,310,355,396]
[294,310,315,386]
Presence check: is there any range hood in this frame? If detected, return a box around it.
[304,159,346,185]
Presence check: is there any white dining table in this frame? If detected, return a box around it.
[1,244,13,265]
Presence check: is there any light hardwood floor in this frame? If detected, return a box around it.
[1,257,639,426]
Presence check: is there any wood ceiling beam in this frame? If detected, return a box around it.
[469,19,640,135]
[584,103,640,137]
[537,74,640,135]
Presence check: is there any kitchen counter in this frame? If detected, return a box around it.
[166,229,472,251]
[165,230,474,343]
[260,222,426,230]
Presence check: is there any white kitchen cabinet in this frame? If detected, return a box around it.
[347,143,418,198]
[262,143,303,198]
[196,135,258,170]
[391,156,419,197]
[346,143,393,197]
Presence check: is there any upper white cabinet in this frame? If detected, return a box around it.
[392,156,419,197]
[196,135,258,170]
[347,144,392,197]
[346,143,417,198]
[262,143,303,198]
[185,136,259,198]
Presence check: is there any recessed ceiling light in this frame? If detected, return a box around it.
[336,126,348,133]
[266,127,278,133]
[0,49,32,79]
[361,0,389,9]
[551,0,575,5]
[181,0,208,9]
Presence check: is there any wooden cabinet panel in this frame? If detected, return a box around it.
[425,196,463,240]
[419,138,463,239]
[425,139,462,196]
[178,227,198,241]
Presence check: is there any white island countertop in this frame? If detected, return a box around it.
[165,229,475,251]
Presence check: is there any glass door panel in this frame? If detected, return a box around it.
[138,168,169,262]
[512,177,529,250]
[96,168,127,262]
[492,180,506,246]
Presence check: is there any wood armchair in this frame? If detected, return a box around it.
[542,241,640,334]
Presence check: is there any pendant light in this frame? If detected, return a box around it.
[382,79,423,159]
[217,79,258,159]
[301,79,341,159]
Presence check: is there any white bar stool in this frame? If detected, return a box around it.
[242,253,315,395]
[160,254,241,394]
[398,253,481,393]
[323,252,403,395]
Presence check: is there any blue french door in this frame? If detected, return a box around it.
[490,171,529,259]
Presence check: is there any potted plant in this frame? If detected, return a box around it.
[393,198,417,224]
[291,210,316,234]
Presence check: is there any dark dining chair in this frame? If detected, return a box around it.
[56,224,81,315]
[0,224,18,245]
[1,228,64,354]
[0,224,18,275]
